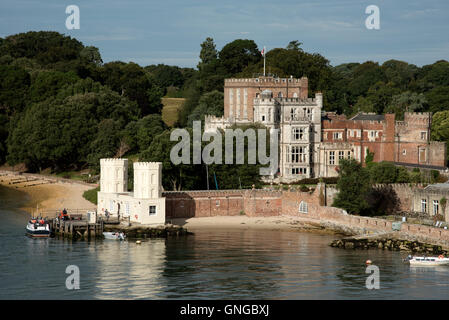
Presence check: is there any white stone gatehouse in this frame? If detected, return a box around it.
[97,158,166,225]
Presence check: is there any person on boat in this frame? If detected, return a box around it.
[105,209,110,221]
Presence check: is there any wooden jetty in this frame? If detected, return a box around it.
[36,209,104,240]
[51,218,104,239]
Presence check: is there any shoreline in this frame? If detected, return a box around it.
[2,170,448,252]
[171,216,346,235]
[0,170,97,217]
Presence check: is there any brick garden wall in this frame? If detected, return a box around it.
[163,183,449,246]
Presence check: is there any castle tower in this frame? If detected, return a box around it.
[133,162,162,199]
[100,158,128,193]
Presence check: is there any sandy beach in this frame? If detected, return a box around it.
[172,215,336,233]
[0,171,97,217]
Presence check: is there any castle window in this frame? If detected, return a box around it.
[293,128,304,140]
[261,115,266,122]
[149,205,157,216]
[329,151,335,165]
[299,201,308,213]
[216,200,220,207]
[433,200,439,215]
[347,151,351,159]
[291,146,299,163]
[109,200,114,212]
[278,92,283,98]
[292,167,306,175]
[125,202,130,216]
[333,132,342,140]
[421,199,427,213]
[421,132,427,140]
[338,151,344,160]
[402,149,406,156]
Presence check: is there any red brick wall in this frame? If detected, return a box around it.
[224,77,308,121]
[163,186,449,245]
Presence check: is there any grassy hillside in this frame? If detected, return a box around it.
[161,97,185,127]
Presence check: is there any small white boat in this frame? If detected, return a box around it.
[26,218,51,238]
[405,255,449,266]
[103,232,125,240]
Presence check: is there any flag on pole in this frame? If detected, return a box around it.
[261,46,266,76]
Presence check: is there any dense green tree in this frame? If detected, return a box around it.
[333,159,371,214]
[365,185,401,216]
[7,86,139,171]
[135,114,167,152]
[0,65,30,114]
[145,64,184,89]
[140,129,203,190]
[381,60,418,90]
[416,60,449,91]
[431,111,449,142]
[219,39,261,75]
[425,86,449,114]
[187,90,224,126]
[198,37,218,70]
[29,70,79,103]
[100,61,163,115]
[385,91,427,120]
[87,119,122,171]
[347,62,386,99]
[80,46,103,66]
[367,161,398,184]
[0,31,84,66]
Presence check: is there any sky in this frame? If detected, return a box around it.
[0,0,448,68]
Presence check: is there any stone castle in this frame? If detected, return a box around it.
[97,158,165,225]
[205,75,447,182]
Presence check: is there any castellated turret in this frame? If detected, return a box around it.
[100,158,128,193]
[133,162,162,199]
[315,92,323,109]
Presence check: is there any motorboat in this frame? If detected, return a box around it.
[26,218,51,238]
[103,232,126,240]
[404,255,449,266]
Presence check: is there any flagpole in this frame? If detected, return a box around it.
[263,46,266,76]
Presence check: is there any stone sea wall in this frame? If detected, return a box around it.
[163,184,449,248]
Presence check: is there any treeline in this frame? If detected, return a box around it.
[1,31,449,191]
[0,31,194,174]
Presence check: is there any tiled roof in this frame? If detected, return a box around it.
[350,113,385,121]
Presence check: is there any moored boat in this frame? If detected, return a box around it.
[405,255,449,266]
[103,232,126,240]
[26,218,51,238]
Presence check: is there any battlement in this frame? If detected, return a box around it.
[133,162,162,170]
[254,97,318,105]
[100,158,128,165]
[225,76,308,85]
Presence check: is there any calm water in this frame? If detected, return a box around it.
[1,185,449,299]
